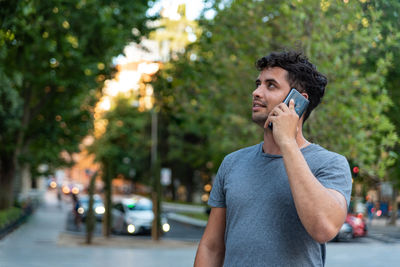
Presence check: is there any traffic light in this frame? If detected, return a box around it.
[352,166,359,177]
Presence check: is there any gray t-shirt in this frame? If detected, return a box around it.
[208,142,352,267]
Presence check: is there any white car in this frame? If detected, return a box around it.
[111,196,170,235]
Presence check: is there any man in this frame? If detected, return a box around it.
[194,51,352,266]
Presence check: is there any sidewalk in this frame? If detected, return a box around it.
[0,191,197,267]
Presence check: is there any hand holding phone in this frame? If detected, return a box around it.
[268,88,309,130]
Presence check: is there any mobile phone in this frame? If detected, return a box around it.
[268,88,309,130]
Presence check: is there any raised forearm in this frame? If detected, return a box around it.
[280,141,347,243]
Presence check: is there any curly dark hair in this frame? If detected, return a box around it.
[255,51,327,122]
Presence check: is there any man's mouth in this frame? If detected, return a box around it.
[252,101,266,109]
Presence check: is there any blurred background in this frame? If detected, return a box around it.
[1,0,400,266]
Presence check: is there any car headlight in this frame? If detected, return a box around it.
[127,224,136,234]
[162,223,170,232]
[71,187,79,195]
[50,181,57,189]
[95,206,105,214]
[62,186,70,194]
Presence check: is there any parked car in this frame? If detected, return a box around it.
[332,213,367,242]
[346,213,367,237]
[111,196,170,235]
[332,222,353,242]
[77,194,105,221]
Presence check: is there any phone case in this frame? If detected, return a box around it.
[282,89,309,118]
[268,89,309,129]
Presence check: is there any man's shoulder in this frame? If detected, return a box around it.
[305,143,349,165]
[224,143,260,161]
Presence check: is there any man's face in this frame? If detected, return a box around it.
[252,67,291,127]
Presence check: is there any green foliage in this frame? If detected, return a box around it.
[154,0,398,184]
[0,69,22,153]
[0,0,153,208]
[0,207,22,228]
[89,96,152,183]
[0,0,152,186]
[294,0,398,178]
[0,0,152,165]
[364,0,400,186]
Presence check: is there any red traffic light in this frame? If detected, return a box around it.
[353,166,359,174]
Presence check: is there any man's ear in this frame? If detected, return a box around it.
[301,92,309,100]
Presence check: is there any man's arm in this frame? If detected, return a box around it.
[194,207,226,267]
[267,100,348,243]
[280,143,347,243]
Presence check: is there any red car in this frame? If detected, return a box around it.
[346,213,367,237]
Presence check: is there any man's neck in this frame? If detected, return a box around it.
[262,128,309,155]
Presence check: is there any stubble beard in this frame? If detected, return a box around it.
[252,112,268,128]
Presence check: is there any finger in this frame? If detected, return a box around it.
[264,116,275,128]
[271,106,284,116]
[289,99,295,110]
[277,102,290,112]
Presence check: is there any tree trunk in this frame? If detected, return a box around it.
[13,90,32,199]
[151,158,161,241]
[0,155,16,210]
[185,169,195,203]
[151,109,161,241]
[170,175,176,201]
[151,191,161,241]
[86,173,97,244]
[102,161,112,238]
[1,128,25,210]
[388,186,398,225]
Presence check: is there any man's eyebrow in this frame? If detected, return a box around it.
[255,78,281,86]
[264,78,280,85]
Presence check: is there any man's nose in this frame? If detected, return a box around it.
[252,86,262,98]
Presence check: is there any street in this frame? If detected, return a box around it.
[0,191,400,267]
[326,242,400,267]
[0,191,199,267]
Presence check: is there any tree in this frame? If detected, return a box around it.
[0,0,153,210]
[145,4,205,201]
[154,0,398,201]
[89,96,152,184]
[365,0,400,224]
[89,95,152,236]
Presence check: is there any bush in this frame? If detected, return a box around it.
[0,207,23,228]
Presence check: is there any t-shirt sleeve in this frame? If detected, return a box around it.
[208,157,228,208]
[314,154,352,207]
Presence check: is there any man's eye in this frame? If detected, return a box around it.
[255,82,260,87]
[268,83,275,88]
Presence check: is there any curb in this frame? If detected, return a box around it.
[167,213,207,228]
[57,231,198,248]
[162,202,206,213]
